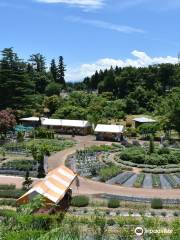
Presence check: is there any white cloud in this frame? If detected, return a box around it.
[66,50,178,82]
[66,16,145,34]
[36,0,104,9]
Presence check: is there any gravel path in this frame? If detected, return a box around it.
[143,174,152,189]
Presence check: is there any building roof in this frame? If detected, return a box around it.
[20,117,40,122]
[41,118,91,128]
[133,117,156,123]
[94,124,124,133]
[17,165,77,204]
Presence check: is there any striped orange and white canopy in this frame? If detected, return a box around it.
[17,165,77,204]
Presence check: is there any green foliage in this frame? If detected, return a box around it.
[120,146,180,165]
[0,189,25,198]
[71,195,89,207]
[99,165,122,182]
[149,136,155,154]
[45,82,61,96]
[33,128,55,139]
[2,159,37,171]
[133,173,145,188]
[0,184,16,190]
[151,198,163,209]
[0,199,16,207]
[152,174,161,188]
[22,170,33,190]
[107,199,120,208]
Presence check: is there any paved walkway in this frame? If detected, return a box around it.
[0,135,180,199]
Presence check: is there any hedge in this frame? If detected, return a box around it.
[151,198,163,209]
[108,199,120,208]
[71,195,89,207]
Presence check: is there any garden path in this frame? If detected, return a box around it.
[0,136,180,199]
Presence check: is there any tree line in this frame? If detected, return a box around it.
[0,48,66,112]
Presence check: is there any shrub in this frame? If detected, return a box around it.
[71,195,89,207]
[151,198,163,209]
[151,211,156,216]
[33,128,54,139]
[107,219,116,226]
[161,211,167,217]
[173,211,179,217]
[108,199,120,208]
[158,147,170,155]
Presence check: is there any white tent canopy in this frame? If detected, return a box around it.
[95,124,124,133]
[133,117,156,123]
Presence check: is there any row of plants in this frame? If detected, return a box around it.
[1,159,37,171]
[152,174,161,188]
[0,184,16,190]
[0,189,25,199]
[2,138,74,154]
[0,199,17,207]
[133,173,145,188]
[142,167,180,174]
[99,165,122,182]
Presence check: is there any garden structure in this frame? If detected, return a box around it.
[95,124,124,142]
[17,165,77,210]
[20,117,41,127]
[132,117,156,128]
[41,118,92,136]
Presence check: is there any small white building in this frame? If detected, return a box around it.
[41,118,92,135]
[20,117,40,127]
[132,117,156,128]
[94,124,124,142]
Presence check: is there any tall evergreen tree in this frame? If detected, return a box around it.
[0,48,34,110]
[50,59,57,82]
[57,56,66,85]
[29,53,46,72]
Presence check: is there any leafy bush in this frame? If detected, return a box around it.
[151,198,163,209]
[108,199,120,208]
[99,165,122,182]
[0,184,16,190]
[158,147,170,155]
[71,195,89,207]
[32,128,54,139]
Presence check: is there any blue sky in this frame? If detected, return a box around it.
[0,0,179,81]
